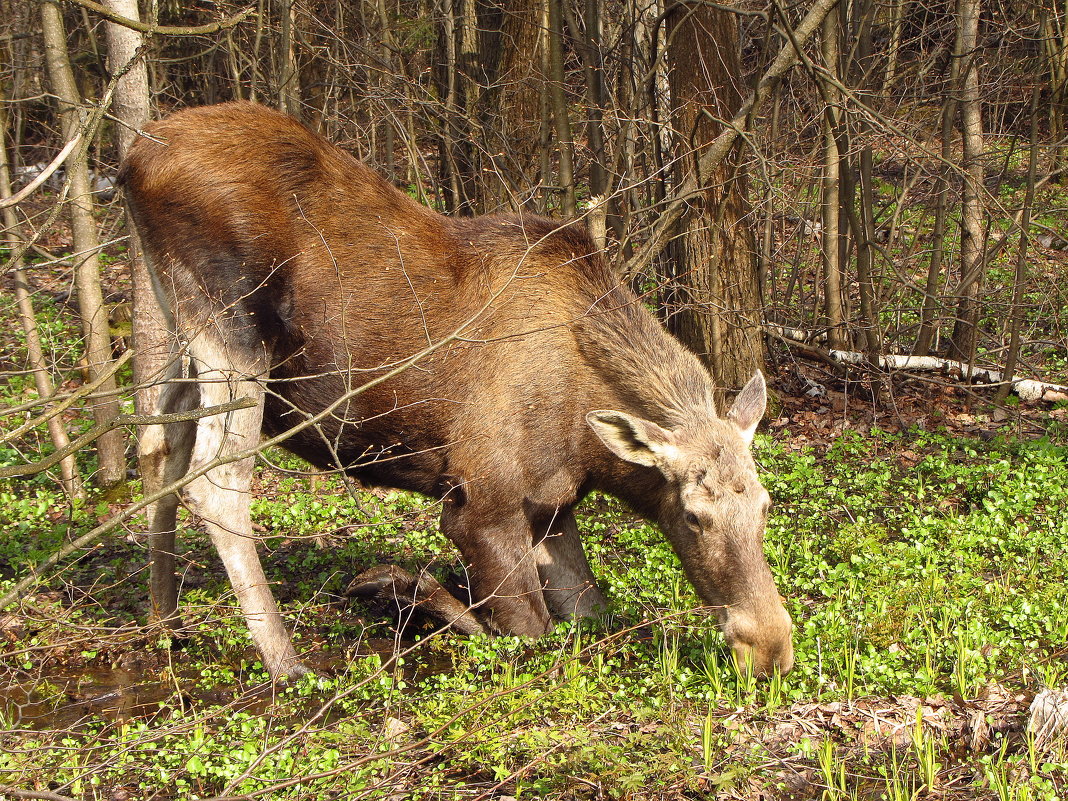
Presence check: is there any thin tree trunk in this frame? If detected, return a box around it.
[994,85,1040,404]
[1040,7,1068,170]
[821,9,845,349]
[438,0,462,210]
[40,0,126,488]
[547,0,577,217]
[844,0,880,357]
[0,105,82,499]
[537,0,553,214]
[914,14,965,357]
[760,86,781,309]
[375,0,400,180]
[562,0,607,198]
[104,0,181,622]
[949,0,986,364]
[881,0,906,93]
[278,0,301,117]
[250,0,267,102]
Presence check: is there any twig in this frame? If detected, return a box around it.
[0,788,78,801]
[0,131,83,209]
[60,0,255,36]
[0,396,257,480]
[0,350,132,440]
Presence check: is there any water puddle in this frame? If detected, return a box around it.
[0,636,454,731]
[0,666,172,730]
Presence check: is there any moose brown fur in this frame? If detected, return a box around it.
[121,102,793,679]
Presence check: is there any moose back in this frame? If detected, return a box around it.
[121,102,793,679]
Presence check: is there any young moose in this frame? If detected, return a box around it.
[122,102,793,679]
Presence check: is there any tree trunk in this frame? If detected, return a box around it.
[562,0,607,199]
[278,0,301,117]
[881,0,907,93]
[0,103,82,499]
[1040,8,1068,171]
[665,2,763,390]
[547,0,577,217]
[948,0,986,364]
[40,0,126,488]
[481,0,548,211]
[104,0,181,622]
[821,8,846,349]
[914,22,963,356]
[994,85,1040,404]
[435,0,479,213]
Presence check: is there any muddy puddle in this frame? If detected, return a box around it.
[0,637,454,731]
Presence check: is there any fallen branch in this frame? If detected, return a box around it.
[769,328,1068,402]
[0,788,78,801]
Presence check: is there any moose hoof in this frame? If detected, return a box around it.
[346,564,487,636]
[346,564,414,598]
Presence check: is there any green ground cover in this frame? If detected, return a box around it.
[1,422,1066,800]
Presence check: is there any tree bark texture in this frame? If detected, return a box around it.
[949,0,986,364]
[665,2,763,390]
[40,0,126,487]
[480,0,545,211]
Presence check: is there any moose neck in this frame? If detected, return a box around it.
[575,282,717,518]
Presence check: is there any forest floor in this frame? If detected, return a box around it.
[1,204,1068,799]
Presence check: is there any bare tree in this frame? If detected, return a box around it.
[0,99,82,499]
[40,0,126,487]
[665,1,763,390]
[948,0,986,364]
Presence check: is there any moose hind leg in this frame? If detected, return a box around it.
[140,362,198,625]
[183,336,304,679]
[532,508,608,620]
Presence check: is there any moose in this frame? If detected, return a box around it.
[121,102,793,680]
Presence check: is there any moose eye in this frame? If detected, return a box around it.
[684,511,699,528]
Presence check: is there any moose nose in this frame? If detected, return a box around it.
[726,604,794,677]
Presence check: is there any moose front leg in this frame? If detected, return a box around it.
[441,505,552,637]
[531,507,608,621]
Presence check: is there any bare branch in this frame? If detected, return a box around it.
[623,0,839,276]
[0,131,83,209]
[60,0,255,36]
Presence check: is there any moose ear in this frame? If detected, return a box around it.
[726,371,767,445]
[586,410,678,468]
